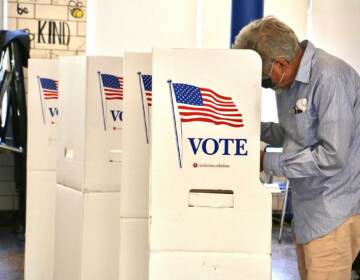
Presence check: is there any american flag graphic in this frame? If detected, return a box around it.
[39,78,58,100]
[141,74,152,107]
[172,83,244,128]
[100,73,123,100]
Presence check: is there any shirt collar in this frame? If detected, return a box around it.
[294,40,316,84]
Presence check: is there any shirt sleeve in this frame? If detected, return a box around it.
[261,122,285,147]
[264,75,355,178]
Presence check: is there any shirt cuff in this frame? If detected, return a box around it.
[264,152,283,177]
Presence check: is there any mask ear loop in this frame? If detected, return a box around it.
[270,59,286,89]
[274,71,285,90]
[268,61,275,77]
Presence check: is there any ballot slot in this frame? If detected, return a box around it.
[109,149,122,163]
[64,147,74,160]
[188,189,234,208]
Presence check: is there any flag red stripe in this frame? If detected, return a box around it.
[179,104,238,112]
[202,98,236,108]
[201,93,234,105]
[199,87,232,101]
[180,117,244,127]
[105,93,123,96]
[203,103,238,112]
[43,90,58,93]
[178,105,242,117]
[104,88,122,93]
[44,97,58,100]
[180,111,243,122]
[106,97,123,100]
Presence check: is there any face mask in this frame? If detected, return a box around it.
[261,78,273,88]
[261,61,285,89]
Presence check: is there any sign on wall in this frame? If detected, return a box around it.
[7,0,87,59]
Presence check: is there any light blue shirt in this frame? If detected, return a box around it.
[262,40,360,244]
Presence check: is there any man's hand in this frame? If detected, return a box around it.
[260,150,265,172]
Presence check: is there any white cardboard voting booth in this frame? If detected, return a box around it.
[119,53,152,280]
[25,59,59,280]
[25,171,56,280]
[54,185,120,280]
[54,56,123,280]
[57,56,123,193]
[27,59,59,171]
[150,49,272,279]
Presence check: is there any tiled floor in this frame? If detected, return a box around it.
[0,227,24,280]
[272,222,300,280]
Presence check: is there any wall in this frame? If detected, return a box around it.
[310,0,360,74]
[6,0,86,59]
[197,0,232,48]
[264,0,308,41]
[87,0,198,56]
[86,0,233,56]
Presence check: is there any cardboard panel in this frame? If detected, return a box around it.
[54,185,120,280]
[81,192,121,280]
[119,219,149,280]
[150,49,272,256]
[57,57,87,190]
[57,56,123,192]
[121,53,151,218]
[150,252,271,280]
[25,170,56,280]
[54,185,82,280]
[27,59,59,171]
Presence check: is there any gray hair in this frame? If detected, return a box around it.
[233,16,299,72]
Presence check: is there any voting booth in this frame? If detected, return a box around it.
[119,53,152,280]
[25,59,59,280]
[56,57,123,192]
[149,49,272,279]
[54,56,123,280]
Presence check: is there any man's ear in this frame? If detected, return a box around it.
[274,57,289,70]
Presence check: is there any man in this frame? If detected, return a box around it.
[233,16,360,280]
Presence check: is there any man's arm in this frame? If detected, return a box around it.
[261,122,285,147]
[264,75,354,178]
